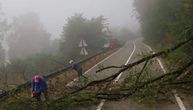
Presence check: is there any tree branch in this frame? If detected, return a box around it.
[96,37,193,73]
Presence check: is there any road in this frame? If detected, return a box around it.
[95,40,181,110]
[67,41,134,87]
[69,40,192,110]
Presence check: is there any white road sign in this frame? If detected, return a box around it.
[79,39,88,47]
[80,47,88,55]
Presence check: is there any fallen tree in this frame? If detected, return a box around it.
[70,37,193,94]
[2,37,193,110]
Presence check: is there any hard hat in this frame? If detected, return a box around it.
[34,75,41,83]
[69,60,74,64]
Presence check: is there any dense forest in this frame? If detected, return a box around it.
[134,0,193,61]
[60,14,107,59]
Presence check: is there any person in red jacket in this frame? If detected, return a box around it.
[31,75,47,101]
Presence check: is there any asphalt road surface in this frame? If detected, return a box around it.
[68,40,192,110]
[98,40,182,110]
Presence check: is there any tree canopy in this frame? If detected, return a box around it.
[134,0,182,45]
[7,12,51,60]
[134,0,193,58]
[60,14,107,58]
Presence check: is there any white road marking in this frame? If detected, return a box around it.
[156,58,167,73]
[66,42,127,86]
[144,43,186,110]
[96,41,136,110]
[114,41,136,82]
[96,99,106,110]
[143,44,167,73]
[173,90,186,110]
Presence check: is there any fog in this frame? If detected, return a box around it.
[0,0,140,83]
[1,0,139,39]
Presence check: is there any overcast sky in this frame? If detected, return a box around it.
[1,0,139,39]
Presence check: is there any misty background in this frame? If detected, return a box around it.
[0,0,140,88]
[1,0,139,39]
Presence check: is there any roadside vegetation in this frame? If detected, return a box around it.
[134,0,193,61]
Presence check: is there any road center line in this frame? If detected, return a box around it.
[144,43,186,110]
[96,41,136,110]
[114,41,136,82]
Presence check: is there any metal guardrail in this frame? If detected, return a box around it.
[0,48,113,101]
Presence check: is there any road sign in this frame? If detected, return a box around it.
[79,39,87,47]
[80,47,88,55]
[79,39,88,55]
